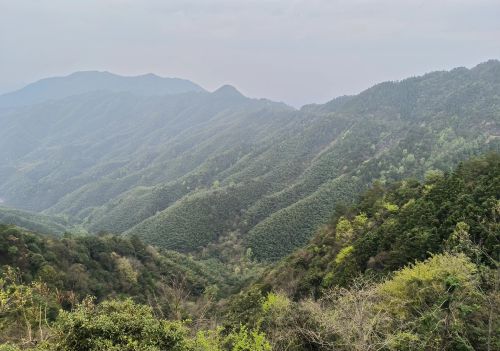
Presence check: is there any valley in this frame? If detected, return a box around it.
[0,61,499,261]
[0,62,498,351]
[2,1,499,349]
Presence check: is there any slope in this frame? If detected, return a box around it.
[0,206,73,236]
[125,61,500,259]
[259,153,500,298]
[0,61,499,262]
[0,224,238,304]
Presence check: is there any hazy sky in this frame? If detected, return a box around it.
[1,0,500,107]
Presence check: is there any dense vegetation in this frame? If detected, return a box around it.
[1,154,498,350]
[1,62,499,262]
[0,230,269,350]
[256,152,499,295]
[0,225,258,316]
[0,207,76,236]
[0,62,499,349]
[223,153,499,350]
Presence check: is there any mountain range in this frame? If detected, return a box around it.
[1,61,499,351]
[0,61,499,261]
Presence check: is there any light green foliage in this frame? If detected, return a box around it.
[192,328,225,351]
[378,253,478,316]
[0,268,58,345]
[375,253,493,350]
[335,246,354,265]
[262,292,290,314]
[424,169,444,183]
[226,326,271,351]
[352,213,368,230]
[259,293,304,350]
[335,217,354,242]
[0,345,21,351]
[385,331,421,351]
[193,326,271,351]
[114,255,138,284]
[259,253,497,351]
[445,222,482,260]
[383,202,399,213]
[0,267,274,351]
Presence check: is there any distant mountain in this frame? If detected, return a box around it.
[0,71,205,108]
[0,61,499,261]
[212,84,245,98]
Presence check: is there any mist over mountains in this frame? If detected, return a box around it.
[2,0,500,347]
[0,61,499,261]
[0,71,205,109]
[0,60,499,351]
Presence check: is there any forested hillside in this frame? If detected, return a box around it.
[2,0,499,348]
[0,207,74,236]
[0,224,254,315]
[221,153,499,350]
[258,153,500,298]
[0,62,499,262]
[0,154,497,350]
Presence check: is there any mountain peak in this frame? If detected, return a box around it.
[212,85,244,98]
[0,71,205,108]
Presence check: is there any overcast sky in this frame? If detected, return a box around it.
[1,0,499,107]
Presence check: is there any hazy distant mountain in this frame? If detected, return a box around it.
[0,61,498,261]
[0,71,205,108]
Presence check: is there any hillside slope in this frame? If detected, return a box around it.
[0,61,499,261]
[0,207,73,236]
[0,224,237,305]
[1,155,498,350]
[259,153,499,298]
[125,61,500,259]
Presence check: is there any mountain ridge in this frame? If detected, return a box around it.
[0,60,498,261]
[0,70,206,109]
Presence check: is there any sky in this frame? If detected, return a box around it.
[1,0,500,107]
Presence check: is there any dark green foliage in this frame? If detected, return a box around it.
[262,153,500,298]
[124,180,270,252]
[128,61,500,260]
[0,225,229,305]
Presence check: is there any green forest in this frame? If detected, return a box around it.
[0,153,498,350]
[0,62,498,262]
[0,62,499,350]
